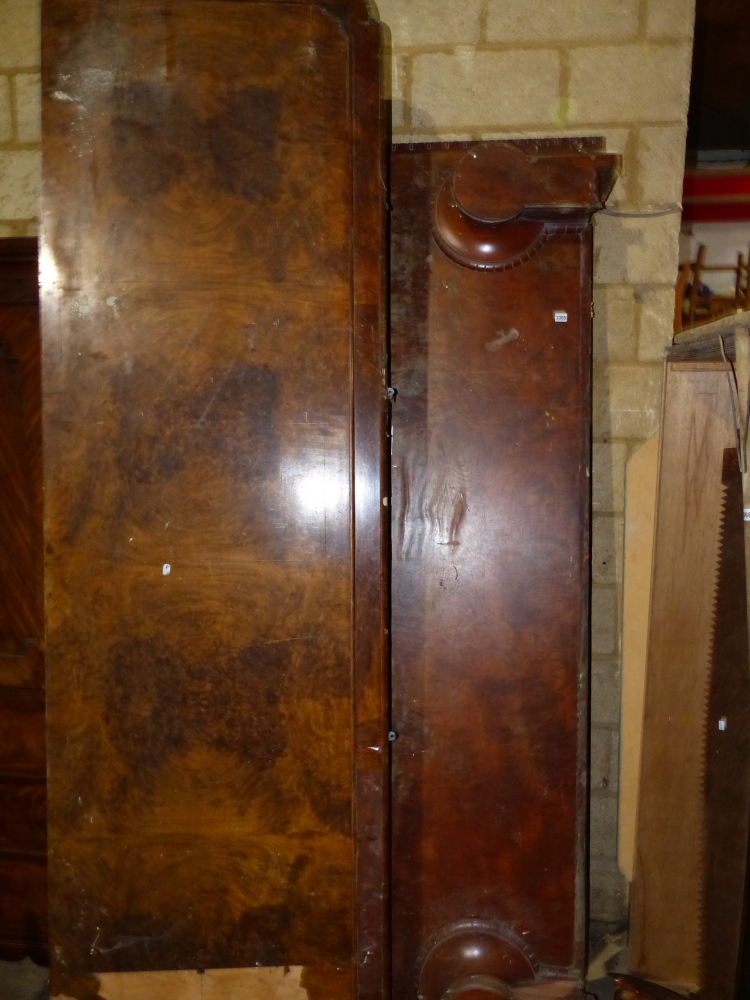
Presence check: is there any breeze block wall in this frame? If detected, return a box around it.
[0,0,41,237]
[0,0,695,942]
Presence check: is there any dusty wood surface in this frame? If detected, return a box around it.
[672,310,750,344]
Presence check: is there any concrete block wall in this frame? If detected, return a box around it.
[0,0,40,236]
[0,0,695,939]
[379,0,695,932]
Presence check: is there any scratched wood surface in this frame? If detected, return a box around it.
[42,2,386,996]
[389,141,618,999]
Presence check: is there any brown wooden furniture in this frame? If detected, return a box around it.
[0,237,46,965]
[42,4,621,994]
[389,140,618,1000]
[42,2,386,997]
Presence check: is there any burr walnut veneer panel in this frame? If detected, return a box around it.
[390,141,618,1000]
[42,2,386,997]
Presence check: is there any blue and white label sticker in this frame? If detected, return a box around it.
[554,311,568,323]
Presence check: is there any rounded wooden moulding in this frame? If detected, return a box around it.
[418,921,538,1000]
[432,144,551,272]
[442,975,516,1000]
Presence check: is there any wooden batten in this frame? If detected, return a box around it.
[619,432,660,884]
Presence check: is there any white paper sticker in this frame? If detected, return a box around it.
[163,563,171,575]
[554,311,568,323]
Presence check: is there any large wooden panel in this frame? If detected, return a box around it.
[42,2,386,995]
[390,141,617,1000]
[630,364,736,990]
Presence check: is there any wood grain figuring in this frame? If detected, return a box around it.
[0,237,47,963]
[0,309,42,663]
[42,2,385,994]
[618,433,659,883]
[630,364,736,989]
[0,238,43,685]
[390,141,618,998]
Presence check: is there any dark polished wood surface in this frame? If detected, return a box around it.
[703,449,750,1000]
[0,238,43,679]
[389,141,618,1000]
[0,237,47,964]
[42,2,386,994]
